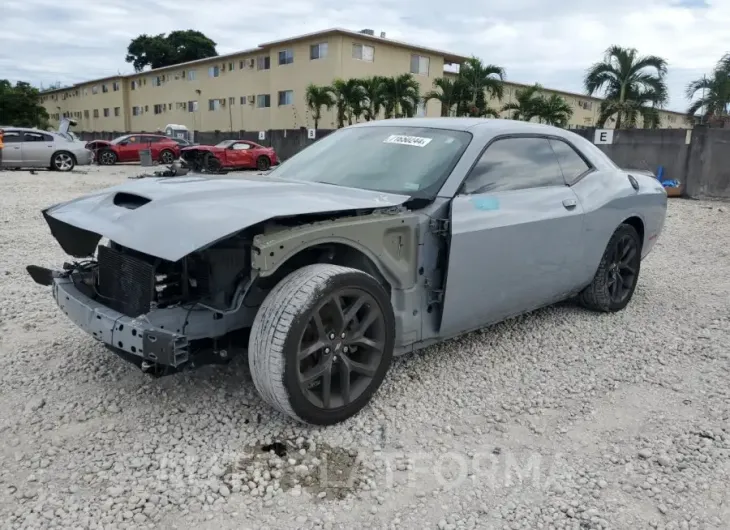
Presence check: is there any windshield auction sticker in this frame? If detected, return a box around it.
[383,134,433,147]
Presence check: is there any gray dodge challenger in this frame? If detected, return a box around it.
[28,118,668,425]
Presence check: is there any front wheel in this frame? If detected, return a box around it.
[578,223,642,312]
[159,150,175,164]
[98,149,117,165]
[248,264,395,425]
[52,152,75,172]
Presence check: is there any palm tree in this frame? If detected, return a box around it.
[458,57,505,113]
[304,84,334,129]
[685,66,730,123]
[381,74,420,118]
[536,94,573,127]
[358,76,387,121]
[424,77,466,117]
[327,78,366,128]
[501,84,543,121]
[584,45,668,129]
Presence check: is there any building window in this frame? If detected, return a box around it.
[144,105,148,112]
[228,62,234,71]
[352,43,374,62]
[188,100,198,112]
[410,55,430,76]
[93,109,99,118]
[187,70,196,81]
[256,94,271,108]
[153,76,164,87]
[310,43,328,60]
[131,81,136,90]
[103,108,110,117]
[578,100,593,111]
[208,66,220,78]
[112,82,120,91]
[208,99,221,111]
[102,84,109,93]
[257,56,270,70]
[278,90,294,106]
[132,106,141,116]
[278,49,294,65]
[91,85,99,94]
[84,110,89,119]
[114,107,120,117]
[154,104,164,114]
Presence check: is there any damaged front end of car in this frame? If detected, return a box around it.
[28,213,265,376]
[180,149,226,174]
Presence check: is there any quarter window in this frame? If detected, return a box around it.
[548,139,591,184]
[461,137,565,194]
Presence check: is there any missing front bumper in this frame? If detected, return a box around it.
[52,276,190,368]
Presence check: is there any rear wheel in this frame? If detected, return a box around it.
[98,149,117,165]
[249,264,394,425]
[578,223,642,312]
[256,156,271,171]
[52,152,75,172]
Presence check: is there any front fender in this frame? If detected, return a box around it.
[250,212,421,290]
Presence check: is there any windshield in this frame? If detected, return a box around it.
[215,140,236,148]
[110,135,129,145]
[269,126,472,195]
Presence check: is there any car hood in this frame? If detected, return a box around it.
[42,175,410,262]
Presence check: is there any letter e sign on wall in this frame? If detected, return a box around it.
[594,129,614,145]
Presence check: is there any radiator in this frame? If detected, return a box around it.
[97,245,155,317]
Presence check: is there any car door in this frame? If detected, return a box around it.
[21,131,55,167]
[117,136,141,162]
[1,130,23,167]
[228,142,254,167]
[439,135,586,338]
[144,135,164,159]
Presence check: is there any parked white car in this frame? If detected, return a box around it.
[0,126,93,172]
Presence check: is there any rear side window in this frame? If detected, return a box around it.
[549,139,591,184]
[2,131,22,143]
[461,137,565,194]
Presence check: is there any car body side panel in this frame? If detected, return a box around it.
[439,185,586,338]
[571,170,668,287]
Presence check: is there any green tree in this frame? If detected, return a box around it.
[381,73,420,118]
[458,57,505,115]
[125,30,218,72]
[424,76,467,117]
[305,84,334,129]
[0,80,49,128]
[536,93,574,127]
[501,84,543,121]
[358,76,387,121]
[685,58,730,124]
[584,45,668,129]
[327,78,366,128]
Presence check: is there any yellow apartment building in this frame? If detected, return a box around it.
[40,27,689,133]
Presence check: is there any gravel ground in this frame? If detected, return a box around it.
[0,165,729,530]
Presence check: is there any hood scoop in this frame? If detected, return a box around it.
[113,192,152,210]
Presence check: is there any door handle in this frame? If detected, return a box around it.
[562,198,577,210]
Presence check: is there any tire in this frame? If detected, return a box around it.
[159,149,175,164]
[52,151,75,172]
[256,156,271,171]
[98,149,117,166]
[578,223,642,312]
[203,152,222,173]
[249,264,395,425]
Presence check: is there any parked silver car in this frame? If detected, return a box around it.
[28,118,667,425]
[0,126,92,171]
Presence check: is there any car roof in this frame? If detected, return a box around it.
[350,117,578,135]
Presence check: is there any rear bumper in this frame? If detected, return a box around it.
[52,277,190,367]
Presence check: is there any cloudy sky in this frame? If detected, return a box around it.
[1,0,727,111]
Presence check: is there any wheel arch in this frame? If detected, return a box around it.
[621,214,645,250]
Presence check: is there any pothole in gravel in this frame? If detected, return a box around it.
[222,440,369,502]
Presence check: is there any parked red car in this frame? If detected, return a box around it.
[87,134,181,165]
[180,140,278,172]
